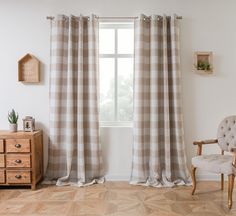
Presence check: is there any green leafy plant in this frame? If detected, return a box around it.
[196,60,211,71]
[8,109,19,124]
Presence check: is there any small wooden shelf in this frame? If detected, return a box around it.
[194,52,213,74]
[18,54,40,83]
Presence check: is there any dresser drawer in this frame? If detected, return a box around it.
[6,139,30,153]
[7,170,31,184]
[6,154,31,168]
[0,140,4,153]
[0,155,5,167]
[0,170,5,183]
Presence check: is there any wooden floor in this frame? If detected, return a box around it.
[0,181,236,216]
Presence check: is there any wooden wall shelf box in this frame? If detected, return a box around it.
[194,51,213,74]
[0,130,43,190]
[18,53,40,83]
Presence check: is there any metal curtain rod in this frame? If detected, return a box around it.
[99,16,138,20]
[46,15,183,20]
[98,15,182,19]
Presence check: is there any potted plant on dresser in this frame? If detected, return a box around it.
[8,109,19,132]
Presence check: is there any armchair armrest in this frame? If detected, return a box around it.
[193,139,218,155]
[193,139,218,145]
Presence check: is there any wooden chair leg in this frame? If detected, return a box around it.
[191,166,197,195]
[221,174,224,190]
[228,174,235,209]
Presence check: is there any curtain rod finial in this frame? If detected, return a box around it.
[47,16,54,20]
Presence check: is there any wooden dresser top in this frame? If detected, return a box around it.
[0,130,42,138]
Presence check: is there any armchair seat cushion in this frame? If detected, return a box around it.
[192,154,234,175]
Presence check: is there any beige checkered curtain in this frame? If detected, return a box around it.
[46,15,104,186]
[130,14,190,187]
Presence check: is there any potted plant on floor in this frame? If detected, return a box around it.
[8,109,19,132]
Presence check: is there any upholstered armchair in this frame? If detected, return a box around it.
[191,116,236,209]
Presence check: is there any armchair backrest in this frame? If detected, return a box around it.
[217,116,236,152]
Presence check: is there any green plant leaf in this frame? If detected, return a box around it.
[8,116,13,124]
[8,109,18,124]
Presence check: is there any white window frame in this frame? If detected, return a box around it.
[99,21,134,127]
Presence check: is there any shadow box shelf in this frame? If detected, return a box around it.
[194,51,213,74]
[18,54,40,83]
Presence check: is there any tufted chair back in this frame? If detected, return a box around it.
[217,116,236,152]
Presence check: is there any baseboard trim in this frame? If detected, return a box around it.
[105,174,222,182]
[197,174,221,181]
[105,174,130,181]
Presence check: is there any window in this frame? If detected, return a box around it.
[99,22,134,126]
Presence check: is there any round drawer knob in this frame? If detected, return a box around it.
[15,175,22,179]
[15,159,22,164]
[15,144,21,148]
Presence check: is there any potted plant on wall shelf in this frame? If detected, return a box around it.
[8,109,19,132]
[194,51,213,74]
[196,60,211,71]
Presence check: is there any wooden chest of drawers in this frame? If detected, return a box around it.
[0,130,43,190]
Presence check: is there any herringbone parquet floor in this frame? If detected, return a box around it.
[0,181,236,216]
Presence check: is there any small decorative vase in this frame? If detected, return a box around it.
[9,123,17,132]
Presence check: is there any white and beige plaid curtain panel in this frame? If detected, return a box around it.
[46,15,104,186]
[130,14,190,187]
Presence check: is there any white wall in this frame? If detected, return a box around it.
[0,0,236,181]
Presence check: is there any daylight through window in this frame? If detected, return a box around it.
[99,22,134,125]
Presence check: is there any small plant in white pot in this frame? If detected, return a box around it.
[8,109,19,132]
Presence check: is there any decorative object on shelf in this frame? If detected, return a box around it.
[194,52,213,74]
[8,109,19,132]
[23,116,35,132]
[18,53,40,83]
